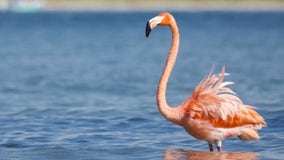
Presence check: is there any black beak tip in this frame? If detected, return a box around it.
[145,21,151,37]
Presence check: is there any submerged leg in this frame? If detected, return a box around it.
[208,142,213,152]
[217,146,222,152]
[214,140,222,152]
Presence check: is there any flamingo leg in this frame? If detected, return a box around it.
[208,142,213,152]
[217,146,222,152]
[215,140,222,152]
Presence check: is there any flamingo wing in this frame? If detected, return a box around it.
[182,67,266,129]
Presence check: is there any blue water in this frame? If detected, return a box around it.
[0,11,283,160]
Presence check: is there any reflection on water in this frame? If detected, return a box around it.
[164,149,258,160]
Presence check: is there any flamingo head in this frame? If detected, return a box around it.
[146,12,174,37]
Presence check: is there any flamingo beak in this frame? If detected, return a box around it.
[145,16,164,37]
[146,21,151,37]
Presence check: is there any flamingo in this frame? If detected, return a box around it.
[145,12,266,152]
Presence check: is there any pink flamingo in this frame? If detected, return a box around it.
[145,12,266,152]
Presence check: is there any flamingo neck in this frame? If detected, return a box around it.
[156,20,182,125]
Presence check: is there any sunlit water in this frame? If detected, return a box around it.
[0,11,283,160]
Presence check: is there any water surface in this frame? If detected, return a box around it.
[0,11,283,160]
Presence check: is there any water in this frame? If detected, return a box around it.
[0,11,283,160]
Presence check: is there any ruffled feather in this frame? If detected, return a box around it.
[182,67,266,128]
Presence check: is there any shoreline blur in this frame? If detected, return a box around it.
[1,0,284,12]
[45,0,284,12]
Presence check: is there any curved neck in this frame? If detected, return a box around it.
[156,19,182,125]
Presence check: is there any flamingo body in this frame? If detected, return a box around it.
[145,12,266,152]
